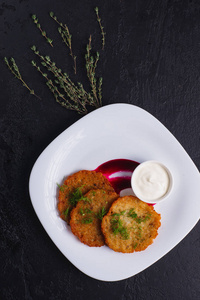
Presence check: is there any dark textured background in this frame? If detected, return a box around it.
[1,0,200,299]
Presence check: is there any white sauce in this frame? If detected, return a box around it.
[132,161,170,202]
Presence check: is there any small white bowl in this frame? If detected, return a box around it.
[131,160,173,204]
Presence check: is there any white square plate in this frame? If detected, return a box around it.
[29,103,200,281]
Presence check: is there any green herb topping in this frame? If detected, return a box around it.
[79,208,92,216]
[95,207,107,220]
[128,209,151,224]
[133,243,138,249]
[111,215,129,240]
[57,183,68,192]
[63,207,69,218]
[110,209,151,240]
[81,217,93,224]
[69,187,88,206]
[112,211,126,217]
[127,208,138,219]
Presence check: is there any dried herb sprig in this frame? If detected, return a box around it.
[95,7,105,50]
[5,10,104,115]
[31,59,87,114]
[49,12,76,74]
[4,57,40,99]
[32,14,53,47]
[85,35,102,107]
[31,45,98,114]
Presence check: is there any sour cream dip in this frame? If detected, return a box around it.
[131,161,173,203]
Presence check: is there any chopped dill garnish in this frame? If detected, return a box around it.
[133,243,138,249]
[63,207,69,218]
[57,183,67,192]
[111,215,129,240]
[128,209,151,224]
[79,208,92,216]
[112,211,125,217]
[142,213,151,222]
[127,208,137,219]
[82,197,91,203]
[95,207,107,220]
[136,213,151,224]
[137,226,142,238]
[81,217,93,224]
[79,207,93,223]
[57,183,62,189]
[69,187,88,206]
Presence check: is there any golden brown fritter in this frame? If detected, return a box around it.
[57,170,115,224]
[101,196,161,253]
[70,189,119,247]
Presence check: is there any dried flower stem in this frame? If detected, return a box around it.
[4,57,40,99]
[49,12,76,74]
[95,7,105,50]
[32,14,53,47]
[85,35,102,107]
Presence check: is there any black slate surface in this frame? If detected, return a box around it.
[1,0,200,299]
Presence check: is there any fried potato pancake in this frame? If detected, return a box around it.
[58,170,115,224]
[101,196,161,253]
[70,189,119,247]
